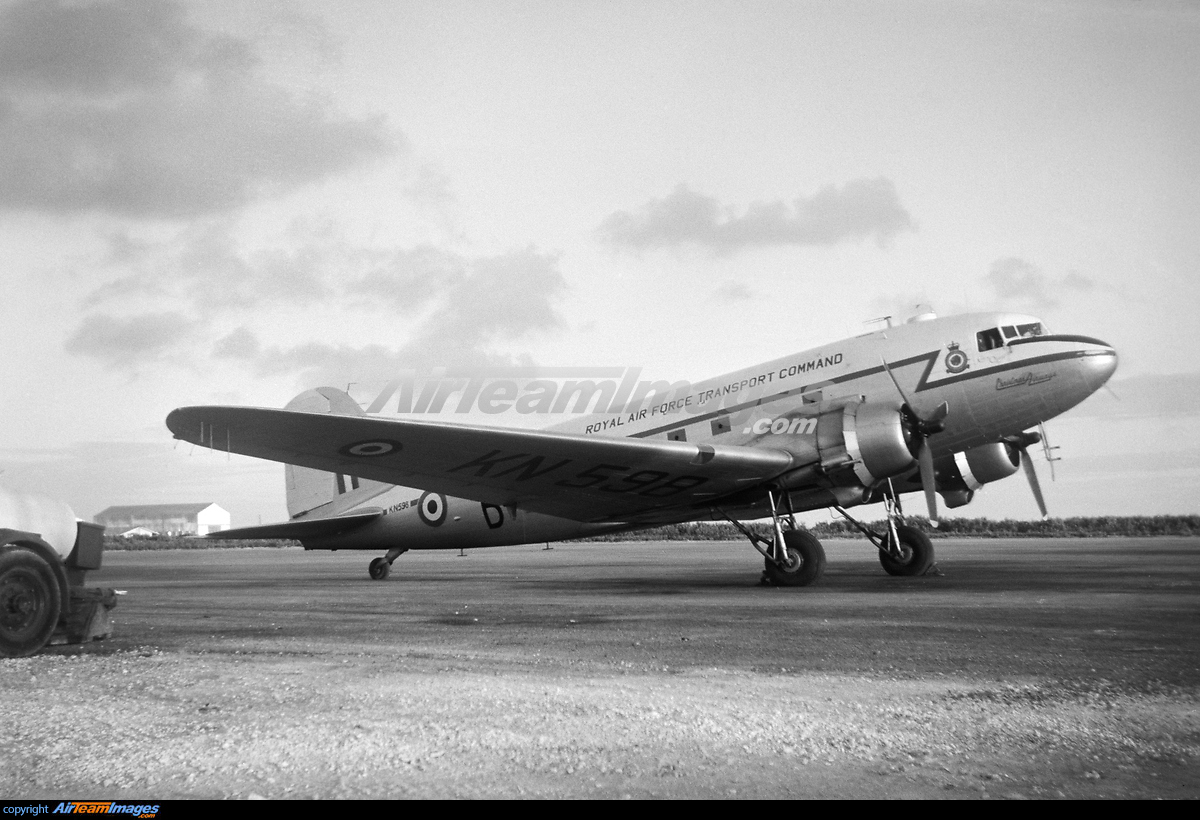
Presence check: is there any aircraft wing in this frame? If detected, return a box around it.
[166,406,796,522]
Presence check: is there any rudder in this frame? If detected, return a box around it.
[284,387,367,518]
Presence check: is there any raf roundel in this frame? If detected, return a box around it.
[944,343,970,375]
[418,492,448,527]
[339,439,403,458]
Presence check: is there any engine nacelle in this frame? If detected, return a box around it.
[954,442,1021,490]
[940,489,975,508]
[815,401,915,487]
[932,441,1021,501]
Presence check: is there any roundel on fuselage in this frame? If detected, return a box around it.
[944,344,969,374]
[418,491,448,527]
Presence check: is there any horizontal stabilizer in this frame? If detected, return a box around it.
[206,509,383,541]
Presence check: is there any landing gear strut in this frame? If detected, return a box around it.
[834,491,935,577]
[719,488,826,587]
[368,546,408,580]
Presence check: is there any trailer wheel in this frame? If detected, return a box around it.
[0,547,62,658]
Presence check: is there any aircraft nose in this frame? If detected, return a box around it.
[1079,340,1118,392]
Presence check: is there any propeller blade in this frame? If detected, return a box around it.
[883,357,948,433]
[883,356,950,526]
[1019,446,1049,520]
[918,438,939,527]
[879,357,913,407]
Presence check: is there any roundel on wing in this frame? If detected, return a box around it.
[418,491,448,527]
[339,439,403,458]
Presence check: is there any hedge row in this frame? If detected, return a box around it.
[105,536,299,551]
[581,515,1200,542]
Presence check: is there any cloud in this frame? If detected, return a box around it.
[215,248,567,384]
[599,178,915,253]
[63,310,196,367]
[0,0,397,218]
[985,258,1095,311]
[0,0,250,94]
[714,281,753,302]
[211,326,260,360]
[345,245,469,313]
[72,222,567,379]
[85,221,343,313]
[404,164,458,213]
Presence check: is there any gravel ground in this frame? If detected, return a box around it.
[2,539,1197,799]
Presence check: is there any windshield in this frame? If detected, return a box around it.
[978,321,1046,351]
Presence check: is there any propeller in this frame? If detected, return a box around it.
[1005,430,1049,520]
[880,358,949,526]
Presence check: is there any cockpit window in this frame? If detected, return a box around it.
[979,322,1046,351]
[977,328,1004,352]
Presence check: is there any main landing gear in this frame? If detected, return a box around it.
[720,489,826,587]
[720,486,936,587]
[833,492,935,577]
[368,546,408,580]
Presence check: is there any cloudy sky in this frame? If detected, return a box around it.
[2,0,1198,526]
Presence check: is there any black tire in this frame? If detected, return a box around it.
[879,524,935,576]
[763,530,826,587]
[0,547,63,658]
[368,557,391,580]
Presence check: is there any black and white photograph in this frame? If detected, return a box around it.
[1,0,1197,800]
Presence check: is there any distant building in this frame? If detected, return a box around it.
[120,526,158,538]
[94,503,230,536]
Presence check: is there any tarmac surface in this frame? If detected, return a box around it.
[2,537,1198,799]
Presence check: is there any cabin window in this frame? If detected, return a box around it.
[1015,321,1044,338]
[976,328,1004,351]
[1001,325,1018,339]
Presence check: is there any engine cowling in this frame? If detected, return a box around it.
[953,442,1021,490]
[815,401,915,487]
[930,442,1021,507]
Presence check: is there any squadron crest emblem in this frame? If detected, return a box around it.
[944,342,969,374]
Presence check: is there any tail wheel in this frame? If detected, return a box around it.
[0,547,62,658]
[763,530,826,587]
[879,524,935,576]
[368,557,391,580]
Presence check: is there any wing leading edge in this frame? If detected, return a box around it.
[166,406,796,522]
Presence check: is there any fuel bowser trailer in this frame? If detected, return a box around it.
[0,486,117,657]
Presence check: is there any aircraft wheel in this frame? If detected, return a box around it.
[368,557,391,581]
[879,525,935,576]
[0,547,62,658]
[763,530,826,587]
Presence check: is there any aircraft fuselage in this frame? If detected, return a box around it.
[299,311,1117,552]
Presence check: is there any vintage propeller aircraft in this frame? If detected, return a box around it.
[166,310,1117,586]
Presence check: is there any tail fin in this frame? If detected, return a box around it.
[283,387,367,519]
